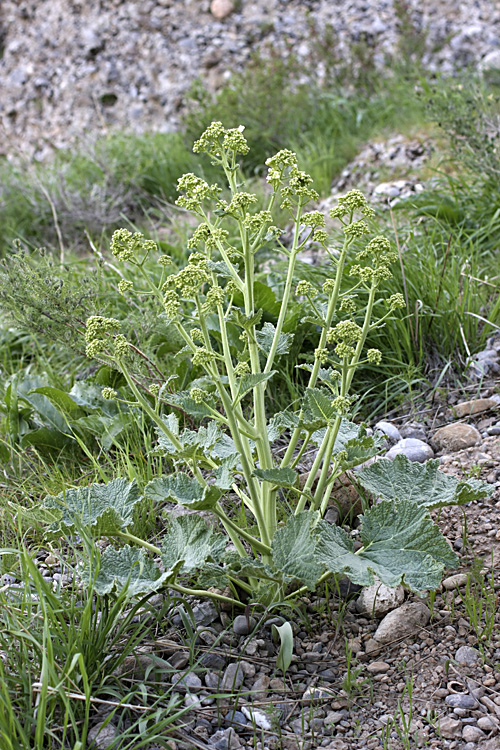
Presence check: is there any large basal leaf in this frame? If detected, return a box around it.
[44,478,142,535]
[31,386,85,420]
[21,427,73,451]
[356,454,493,508]
[315,499,458,592]
[253,467,298,488]
[272,512,324,590]
[160,515,225,574]
[145,474,221,510]
[85,545,173,597]
[256,322,294,356]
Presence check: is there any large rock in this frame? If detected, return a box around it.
[431,423,481,452]
[210,0,235,19]
[373,601,430,644]
[453,396,500,418]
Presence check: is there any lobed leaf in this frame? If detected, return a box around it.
[160,515,226,574]
[315,499,458,592]
[253,467,298,487]
[85,545,174,597]
[256,322,294,355]
[356,454,493,508]
[272,512,323,590]
[145,474,221,510]
[44,478,142,535]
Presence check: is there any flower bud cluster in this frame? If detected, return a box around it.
[367,348,382,364]
[192,347,216,367]
[176,174,220,212]
[203,285,225,313]
[296,280,317,297]
[244,210,273,234]
[101,387,117,400]
[111,229,157,262]
[85,315,121,359]
[190,387,206,404]
[193,122,249,158]
[234,361,250,376]
[118,279,133,295]
[387,293,406,310]
[329,190,374,220]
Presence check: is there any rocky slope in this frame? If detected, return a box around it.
[1,0,500,160]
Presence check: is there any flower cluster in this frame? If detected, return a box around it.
[296,280,317,297]
[101,387,117,400]
[330,190,375,220]
[244,210,273,234]
[111,229,157,262]
[192,347,216,367]
[327,320,363,360]
[234,361,250,376]
[85,316,120,358]
[367,348,382,364]
[203,285,225,313]
[190,387,206,404]
[118,279,133,295]
[164,261,209,299]
[176,173,220,212]
[387,293,406,309]
[193,122,249,159]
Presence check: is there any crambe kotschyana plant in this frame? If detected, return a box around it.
[40,122,492,608]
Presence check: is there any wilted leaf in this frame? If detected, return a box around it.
[315,499,458,592]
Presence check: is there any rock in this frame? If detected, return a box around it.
[221,663,245,691]
[442,573,468,590]
[209,727,241,749]
[462,725,486,743]
[455,645,481,665]
[478,716,498,732]
[192,601,219,626]
[438,717,462,739]
[210,0,235,20]
[233,615,256,635]
[302,686,333,703]
[171,671,202,692]
[241,705,272,730]
[374,601,430,644]
[399,421,427,441]
[445,693,477,709]
[453,397,500,418]
[431,424,481,452]
[356,580,405,617]
[87,720,118,749]
[385,438,434,462]
[374,420,401,442]
[366,661,391,674]
[250,674,270,698]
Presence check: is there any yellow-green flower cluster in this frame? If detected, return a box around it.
[188,223,211,250]
[190,327,204,342]
[110,229,157,262]
[158,255,172,267]
[118,279,133,295]
[113,334,129,359]
[301,211,326,229]
[192,122,249,157]
[343,220,369,240]
[296,280,317,297]
[101,387,117,400]
[314,347,329,363]
[387,293,406,309]
[339,295,357,314]
[329,190,374,220]
[190,387,205,404]
[192,347,216,367]
[244,210,273,234]
[265,149,298,187]
[85,316,120,358]
[327,320,363,344]
[203,285,225,312]
[331,395,354,414]
[367,348,382,364]
[225,192,258,216]
[165,261,209,299]
[234,361,250,376]
[176,173,220,212]
[149,384,160,397]
[163,290,180,319]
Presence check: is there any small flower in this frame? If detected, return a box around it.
[315,347,329,363]
[367,348,382,365]
[331,395,354,414]
[234,361,250,376]
[113,334,129,358]
[192,121,225,155]
[192,347,215,367]
[327,320,363,344]
[190,387,205,404]
[158,255,172,267]
[163,290,180,318]
[149,384,160,397]
[296,280,317,297]
[313,229,328,245]
[118,279,133,295]
[302,211,326,229]
[223,126,249,155]
[344,220,369,240]
[340,296,357,314]
[322,279,336,295]
[190,327,204,342]
[102,387,117,400]
[387,293,406,309]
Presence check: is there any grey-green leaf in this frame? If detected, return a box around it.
[315,499,458,592]
[253,467,298,487]
[356,454,493,508]
[256,322,294,355]
[273,622,294,677]
[145,474,221,509]
[44,478,142,535]
[86,545,173,597]
[160,516,226,574]
[272,512,324,590]
[237,371,276,400]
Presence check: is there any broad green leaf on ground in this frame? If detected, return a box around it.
[21,427,72,451]
[160,516,225,574]
[356,454,493,508]
[272,512,323,590]
[315,499,458,592]
[145,474,221,510]
[44,478,142,535]
[31,386,85,419]
[85,545,173,597]
[256,322,294,356]
[253,467,298,488]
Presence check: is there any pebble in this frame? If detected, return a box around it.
[438,716,463,739]
[374,420,401,442]
[462,725,486,742]
[445,694,477,709]
[221,663,245,691]
[453,397,500,418]
[455,645,481,665]
[356,581,405,617]
[171,671,202,692]
[442,573,469,590]
[366,661,391,675]
[241,705,272,730]
[87,720,118,749]
[431,424,482,452]
[385,438,434,462]
[210,0,235,20]
[233,615,256,635]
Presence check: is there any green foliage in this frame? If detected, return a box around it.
[33,123,490,611]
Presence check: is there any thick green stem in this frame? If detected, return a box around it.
[116,531,161,555]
